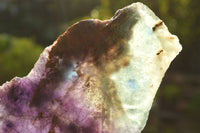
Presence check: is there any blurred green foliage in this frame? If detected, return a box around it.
[0,0,200,132]
[0,34,43,84]
[0,0,100,45]
[161,85,182,100]
[188,92,200,120]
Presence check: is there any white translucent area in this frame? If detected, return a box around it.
[64,63,78,80]
[110,2,182,132]
[54,62,78,98]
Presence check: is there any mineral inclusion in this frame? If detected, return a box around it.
[0,2,182,133]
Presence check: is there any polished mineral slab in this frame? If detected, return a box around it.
[0,2,182,133]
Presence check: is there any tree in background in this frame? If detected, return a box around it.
[0,0,100,45]
[0,34,43,84]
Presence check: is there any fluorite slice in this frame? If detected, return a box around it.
[0,2,182,133]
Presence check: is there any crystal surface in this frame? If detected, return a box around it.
[0,2,182,133]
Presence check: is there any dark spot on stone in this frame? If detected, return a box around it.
[153,21,163,31]
[48,129,55,133]
[82,126,94,133]
[37,112,43,119]
[8,86,20,102]
[6,82,32,114]
[6,121,14,128]
[3,120,18,133]
[156,50,163,55]
[67,123,79,133]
